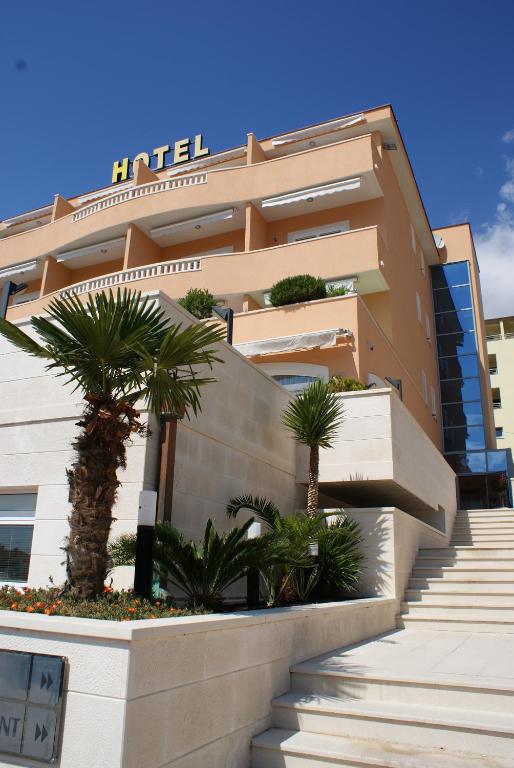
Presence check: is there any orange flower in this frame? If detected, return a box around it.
[26,606,35,613]
[56,599,62,605]
[44,609,53,616]
[150,614,157,619]
[10,602,18,610]
[127,607,136,613]
[103,586,113,593]
[35,602,44,609]
[155,601,161,607]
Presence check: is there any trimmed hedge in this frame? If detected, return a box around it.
[178,288,218,319]
[269,274,326,307]
[327,376,367,393]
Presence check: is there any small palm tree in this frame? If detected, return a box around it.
[0,289,225,598]
[281,380,344,517]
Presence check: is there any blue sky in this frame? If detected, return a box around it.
[1,0,514,315]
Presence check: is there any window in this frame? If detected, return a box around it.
[416,292,422,324]
[419,250,425,276]
[496,427,504,439]
[504,318,514,338]
[433,285,472,313]
[441,377,482,404]
[444,425,486,453]
[259,363,329,394]
[485,319,502,340]
[439,354,479,381]
[492,387,502,409]
[287,220,349,243]
[431,262,470,289]
[437,330,477,357]
[435,309,475,335]
[0,493,37,583]
[425,313,431,342]
[442,401,484,428]
[421,370,427,403]
[489,354,498,375]
[430,385,437,418]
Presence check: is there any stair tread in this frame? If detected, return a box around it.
[252,728,512,767]
[272,693,514,734]
[402,601,514,609]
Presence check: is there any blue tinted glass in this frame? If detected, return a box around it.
[442,401,484,427]
[431,262,470,289]
[487,450,509,472]
[439,355,479,380]
[435,310,475,335]
[437,331,477,357]
[433,285,472,313]
[441,377,482,403]
[444,426,486,453]
[446,452,487,473]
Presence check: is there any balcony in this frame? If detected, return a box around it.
[0,133,383,272]
[6,226,389,322]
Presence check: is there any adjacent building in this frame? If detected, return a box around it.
[0,105,509,587]
[486,315,514,484]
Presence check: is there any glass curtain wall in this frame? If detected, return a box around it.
[431,261,511,508]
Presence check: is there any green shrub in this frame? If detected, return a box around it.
[109,533,136,566]
[0,585,204,620]
[269,274,326,307]
[227,496,363,605]
[178,288,218,319]
[327,376,366,392]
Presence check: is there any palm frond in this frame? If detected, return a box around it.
[281,379,344,448]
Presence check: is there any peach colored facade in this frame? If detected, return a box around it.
[0,106,493,453]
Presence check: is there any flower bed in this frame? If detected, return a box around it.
[0,586,207,621]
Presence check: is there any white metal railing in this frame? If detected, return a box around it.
[71,173,208,222]
[60,257,202,297]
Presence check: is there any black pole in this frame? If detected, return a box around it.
[212,306,234,345]
[1,281,28,320]
[133,525,154,600]
[246,569,260,609]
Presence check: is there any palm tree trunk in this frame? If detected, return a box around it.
[65,399,130,598]
[307,444,319,518]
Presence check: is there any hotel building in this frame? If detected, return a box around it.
[486,314,514,482]
[0,105,510,586]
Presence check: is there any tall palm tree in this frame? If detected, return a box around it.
[281,380,344,517]
[0,289,225,598]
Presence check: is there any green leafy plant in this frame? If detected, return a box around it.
[282,380,344,516]
[178,288,219,319]
[327,376,366,393]
[269,274,326,307]
[326,285,348,298]
[227,496,362,605]
[149,518,272,609]
[108,533,136,567]
[0,289,225,599]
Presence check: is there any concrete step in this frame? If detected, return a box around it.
[411,566,514,579]
[405,589,514,605]
[399,615,514,633]
[408,578,514,593]
[290,662,514,713]
[451,540,514,546]
[455,514,514,523]
[418,547,514,559]
[251,728,513,768]
[413,557,514,568]
[272,694,514,757]
[401,602,514,619]
[452,522,514,529]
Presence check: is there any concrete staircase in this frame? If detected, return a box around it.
[400,508,514,633]
[252,508,514,767]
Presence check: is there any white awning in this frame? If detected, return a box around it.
[151,208,235,239]
[0,259,41,281]
[272,114,365,147]
[235,328,351,357]
[261,178,361,209]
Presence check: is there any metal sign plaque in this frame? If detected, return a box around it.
[0,650,66,763]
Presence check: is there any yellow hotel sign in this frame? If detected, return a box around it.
[112,134,210,184]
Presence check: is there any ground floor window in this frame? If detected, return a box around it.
[258,363,329,394]
[0,493,37,582]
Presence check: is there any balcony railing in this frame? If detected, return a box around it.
[71,173,207,222]
[60,256,202,297]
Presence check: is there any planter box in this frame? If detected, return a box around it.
[0,597,395,768]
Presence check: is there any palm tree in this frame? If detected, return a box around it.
[0,289,225,598]
[281,380,344,517]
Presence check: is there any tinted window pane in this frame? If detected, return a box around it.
[439,355,479,380]
[444,426,486,453]
[487,472,511,507]
[442,401,484,428]
[435,310,475,335]
[433,285,472,313]
[431,262,470,289]
[0,525,33,581]
[446,452,487,473]
[0,494,37,513]
[437,331,477,357]
[487,450,509,472]
[440,377,482,403]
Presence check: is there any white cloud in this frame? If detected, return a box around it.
[475,156,514,319]
[502,128,514,144]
